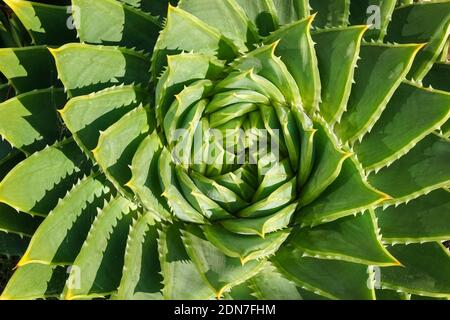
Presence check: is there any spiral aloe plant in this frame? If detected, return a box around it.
[0,0,449,300]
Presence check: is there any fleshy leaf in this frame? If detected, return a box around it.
[63,196,138,300]
[61,85,150,151]
[272,0,310,25]
[50,43,150,97]
[299,121,351,207]
[335,43,423,143]
[376,189,450,243]
[0,88,66,154]
[203,224,290,264]
[158,223,215,300]
[73,0,160,52]
[182,225,264,299]
[291,210,399,266]
[4,0,77,45]
[265,15,321,114]
[220,202,297,237]
[380,243,450,298]
[0,264,67,300]
[298,157,389,227]
[354,81,450,172]
[0,46,58,93]
[178,0,258,51]
[349,0,396,41]
[152,5,238,78]
[115,213,163,300]
[310,0,351,28]
[312,26,367,124]
[385,1,450,81]
[0,139,91,216]
[93,106,152,190]
[234,0,277,36]
[18,174,111,266]
[127,133,171,221]
[368,133,450,206]
[273,246,375,300]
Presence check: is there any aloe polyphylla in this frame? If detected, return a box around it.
[0,0,449,300]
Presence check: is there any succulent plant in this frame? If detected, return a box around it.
[0,0,449,300]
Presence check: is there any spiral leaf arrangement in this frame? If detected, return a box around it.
[0,0,449,300]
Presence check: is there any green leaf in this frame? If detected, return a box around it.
[213,69,285,105]
[213,168,256,202]
[310,0,351,28]
[232,42,302,107]
[299,121,351,207]
[158,148,207,224]
[312,26,367,124]
[63,196,138,300]
[249,262,330,300]
[237,177,297,219]
[178,0,258,51]
[127,133,171,221]
[272,0,310,25]
[354,82,450,171]
[298,157,389,227]
[17,174,111,266]
[0,264,67,300]
[182,225,264,299]
[163,79,212,144]
[0,88,67,153]
[190,171,248,214]
[61,85,150,151]
[152,5,238,78]
[0,139,91,216]
[0,203,41,237]
[93,106,151,190]
[175,166,234,221]
[220,202,297,237]
[349,0,397,41]
[50,43,151,97]
[368,133,450,206]
[265,16,321,114]
[376,189,450,243]
[0,46,58,93]
[73,0,160,52]
[156,52,223,122]
[234,0,277,36]
[115,213,163,300]
[386,1,450,81]
[253,157,293,202]
[249,263,305,300]
[203,224,290,264]
[335,43,423,143]
[158,223,215,300]
[206,90,269,114]
[292,210,399,266]
[380,243,450,298]
[4,0,77,45]
[273,247,375,300]
[294,108,316,186]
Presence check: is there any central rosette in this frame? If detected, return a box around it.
[149,43,321,262]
